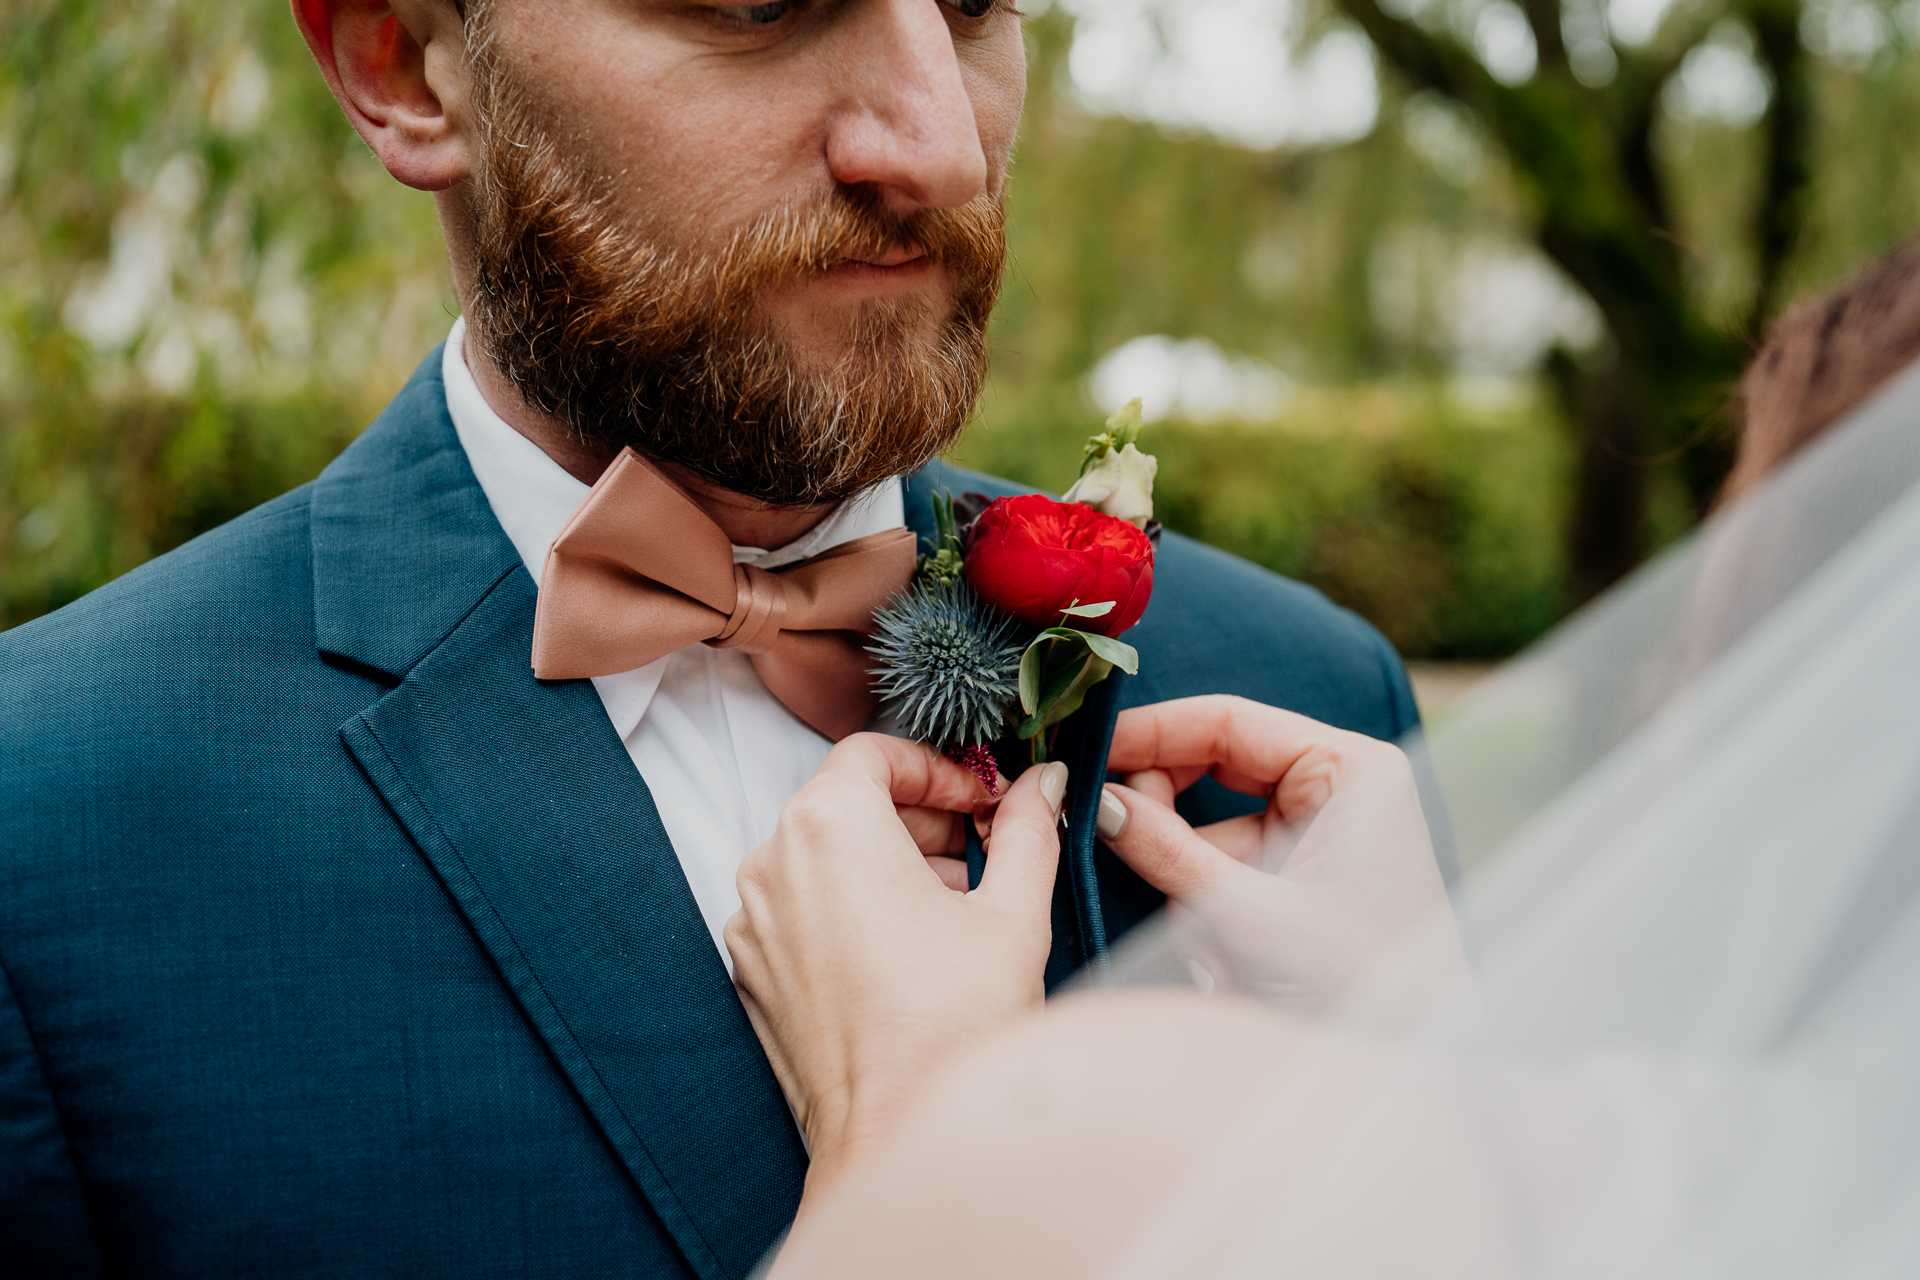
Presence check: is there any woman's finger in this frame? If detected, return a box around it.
[1193,812,1264,865]
[1099,783,1261,902]
[1108,696,1359,795]
[898,805,967,856]
[821,732,996,815]
[975,762,1067,927]
[924,855,969,893]
[1113,773,1264,863]
[1122,768,1178,807]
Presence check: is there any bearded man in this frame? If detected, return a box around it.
[0,2,1431,1275]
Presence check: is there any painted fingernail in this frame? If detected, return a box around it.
[1097,786,1129,840]
[1039,762,1069,819]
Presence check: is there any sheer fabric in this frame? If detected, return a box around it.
[1104,359,1920,1277]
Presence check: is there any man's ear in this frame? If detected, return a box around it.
[292,0,471,191]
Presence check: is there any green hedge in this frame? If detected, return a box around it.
[3,375,1572,660]
[0,376,372,630]
[953,382,1571,660]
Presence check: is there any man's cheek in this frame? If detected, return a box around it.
[966,29,1027,184]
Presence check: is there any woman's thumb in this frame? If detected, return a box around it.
[975,761,1067,918]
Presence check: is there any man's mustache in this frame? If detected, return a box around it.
[714,189,1006,293]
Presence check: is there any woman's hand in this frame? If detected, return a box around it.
[725,734,1067,1198]
[1100,696,1458,1011]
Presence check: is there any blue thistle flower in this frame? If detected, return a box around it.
[868,582,1024,748]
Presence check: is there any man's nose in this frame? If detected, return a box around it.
[824,0,990,212]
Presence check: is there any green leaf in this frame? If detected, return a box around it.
[1018,656,1080,738]
[1018,639,1045,716]
[1015,630,1118,737]
[1018,635,1085,735]
[1040,654,1114,728]
[1036,651,1089,708]
[1059,600,1115,620]
[1079,632,1139,674]
[1029,625,1140,677]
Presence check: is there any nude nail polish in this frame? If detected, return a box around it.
[1097,786,1128,840]
[1039,762,1069,819]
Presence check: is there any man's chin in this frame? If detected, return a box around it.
[756,281,952,368]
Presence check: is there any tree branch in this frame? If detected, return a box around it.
[1607,0,1730,145]
[1597,1,1730,336]
[1743,0,1813,331]
[1331,0,1508,108]
[1339,0,1732,391]
[1631,0,1729,89]
[1520,0,1569,73]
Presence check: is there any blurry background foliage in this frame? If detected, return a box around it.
[3,0,1919,657]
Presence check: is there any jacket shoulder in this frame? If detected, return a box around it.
[0,485,315,685]
[0,484,323,776]
[1137,530,1418,740]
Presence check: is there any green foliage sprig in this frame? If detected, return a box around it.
[914,490,966,591]
[1079,398,1145,477]
[1015,600,1140,758]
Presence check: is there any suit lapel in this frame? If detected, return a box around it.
[316,352,804,1280]
[310,347,524,679]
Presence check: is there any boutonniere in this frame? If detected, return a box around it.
[869,401,1159,788]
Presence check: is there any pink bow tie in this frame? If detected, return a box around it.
[530,448,916,741]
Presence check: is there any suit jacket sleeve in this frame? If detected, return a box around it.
[1364,622,1422,741]
[0,954,102,1277]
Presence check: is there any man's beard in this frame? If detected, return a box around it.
[461,64,1007,507]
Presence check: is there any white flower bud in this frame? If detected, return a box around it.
[1062,442,1157,528]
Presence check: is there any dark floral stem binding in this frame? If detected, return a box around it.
[867,401,1160,966]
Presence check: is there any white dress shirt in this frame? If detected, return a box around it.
[441,318,905,969]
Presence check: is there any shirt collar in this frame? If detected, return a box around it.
[441,316,905,589]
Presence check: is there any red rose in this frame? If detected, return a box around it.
[964,494,1155,636]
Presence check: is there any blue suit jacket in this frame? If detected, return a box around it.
[0,352,1421,1277]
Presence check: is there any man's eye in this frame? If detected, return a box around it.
[713,1,799,24]
[944,0,998,16]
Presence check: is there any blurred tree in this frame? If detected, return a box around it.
[7,0,1920,658]
[1329,0,1812,598]
[0,0,451,627]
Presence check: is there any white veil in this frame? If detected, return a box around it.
[1100,358,1920,1277]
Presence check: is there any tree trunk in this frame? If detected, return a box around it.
[1551,349,1650,604]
